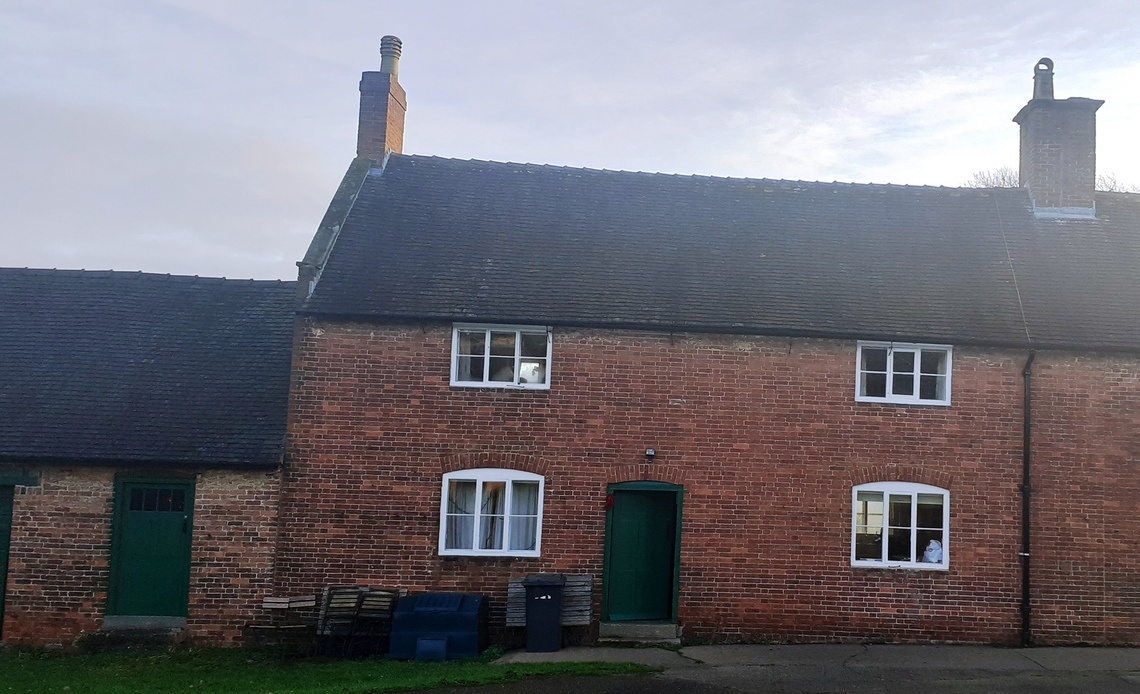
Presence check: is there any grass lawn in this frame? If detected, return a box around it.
[0,648,655,694]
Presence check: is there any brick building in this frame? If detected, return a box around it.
[3,46,1137,649]
[0,270,294,647]
[278,45,1140,646]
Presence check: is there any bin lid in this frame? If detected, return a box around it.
[413,593,465,612]
[522,573,566,586]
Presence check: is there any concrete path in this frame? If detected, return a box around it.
[483,644,1140,693]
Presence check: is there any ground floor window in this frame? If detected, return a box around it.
[852,481,948,569]
[439,469,543,557]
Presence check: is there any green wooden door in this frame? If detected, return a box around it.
[605,488,679,621]
[0,486,13,638]
[108,481,194,617]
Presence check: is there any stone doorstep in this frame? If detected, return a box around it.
[80,617,190,653]
[598,621,682,645]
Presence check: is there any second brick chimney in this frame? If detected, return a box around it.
[1013,58,1104,218]
[357,35,406,162]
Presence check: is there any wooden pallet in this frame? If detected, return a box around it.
[505,574,594,627]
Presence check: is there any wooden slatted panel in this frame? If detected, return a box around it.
[505,575,593,626]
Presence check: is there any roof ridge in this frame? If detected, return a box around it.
[385,153,1017,194]
[0,267,296,285]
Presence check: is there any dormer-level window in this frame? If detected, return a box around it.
[451,325,551,389]
[856,342,951,405]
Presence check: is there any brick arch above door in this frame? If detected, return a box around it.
[606,463,686,486]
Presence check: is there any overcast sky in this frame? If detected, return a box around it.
[4,1,1140,280]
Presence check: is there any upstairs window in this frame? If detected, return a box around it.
[451,325,551,389]
[852,482,949,570]
[439,469,543,557]
[856,342,951,405]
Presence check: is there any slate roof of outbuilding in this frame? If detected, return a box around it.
[0,269,297,468]
[303,154,1140,352]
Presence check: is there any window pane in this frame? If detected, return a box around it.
[508,517,537,551]
[887,528,912,561]
[888,495,911,527]
[144,488,158,511]
[446,516,474,550]
[171,489,186,512]
[480,515,504,549]
[458,331,485,356]
[458,355,485,382]
[855,528,883,560]
[861,348,888,372]
[892,351,915,374]
[489,357,515,382]
[518,359,546,385]
[892,374,914,396]
[855,491,884,527]
[916,494,944,528]
[919,374,946,400]
[482,482,505,514]
[511,482,539,515]
[920,350,947,375]
[861,372,887,398]
[490,332,516,356]
[448,480,476,514]
[520,332,547,358]
[129,489,144,511]
[918,530,944,563]
[158,489,173,512]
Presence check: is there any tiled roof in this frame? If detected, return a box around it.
[0,269,297,468]
[304,154,1140,351]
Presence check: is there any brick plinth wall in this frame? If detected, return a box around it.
[279,321,1137,644]
[2,468,279,648]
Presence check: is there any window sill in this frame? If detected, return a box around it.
[439,553,542,561]
[851,562,949,572]
[855,396,951,407]
[450,381,550,391]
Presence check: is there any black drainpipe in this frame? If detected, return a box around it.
[1020,351,1036,647]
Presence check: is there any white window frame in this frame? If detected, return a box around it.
[855,342,952,405]
[851,481,949,570]
[438,468,544,557]
[450,324,552,390]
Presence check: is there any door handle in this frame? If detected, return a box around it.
[182,515,189,533]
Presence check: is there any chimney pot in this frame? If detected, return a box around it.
[380,35,403,77]
[357,36,407,161]
[1033,57,1054,100]
[1013,58,1103,218]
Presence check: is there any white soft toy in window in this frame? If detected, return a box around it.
[922,539,943,563]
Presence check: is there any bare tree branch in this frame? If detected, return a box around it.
[963,166,1019,188]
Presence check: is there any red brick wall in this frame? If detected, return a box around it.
[2,468,279,648]
[1030,353,1140,644]
[3,469,109,645]
[278,321,1140,644]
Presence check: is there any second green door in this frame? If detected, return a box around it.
[605,487,680,621]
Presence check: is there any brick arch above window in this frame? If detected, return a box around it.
[850,464,953,490]
[439,452,549,476]
[606,463,687,486]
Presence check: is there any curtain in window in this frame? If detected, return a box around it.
[479,482,506,549]
[445,480,476,550]
[508,481,539,551]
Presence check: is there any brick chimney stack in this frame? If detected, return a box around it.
[1013,58,1104,218]
[357,35,406,162]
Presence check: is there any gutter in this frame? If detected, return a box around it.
[1020,350,1036,647]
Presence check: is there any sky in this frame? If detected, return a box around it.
[4,0,1140,280]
